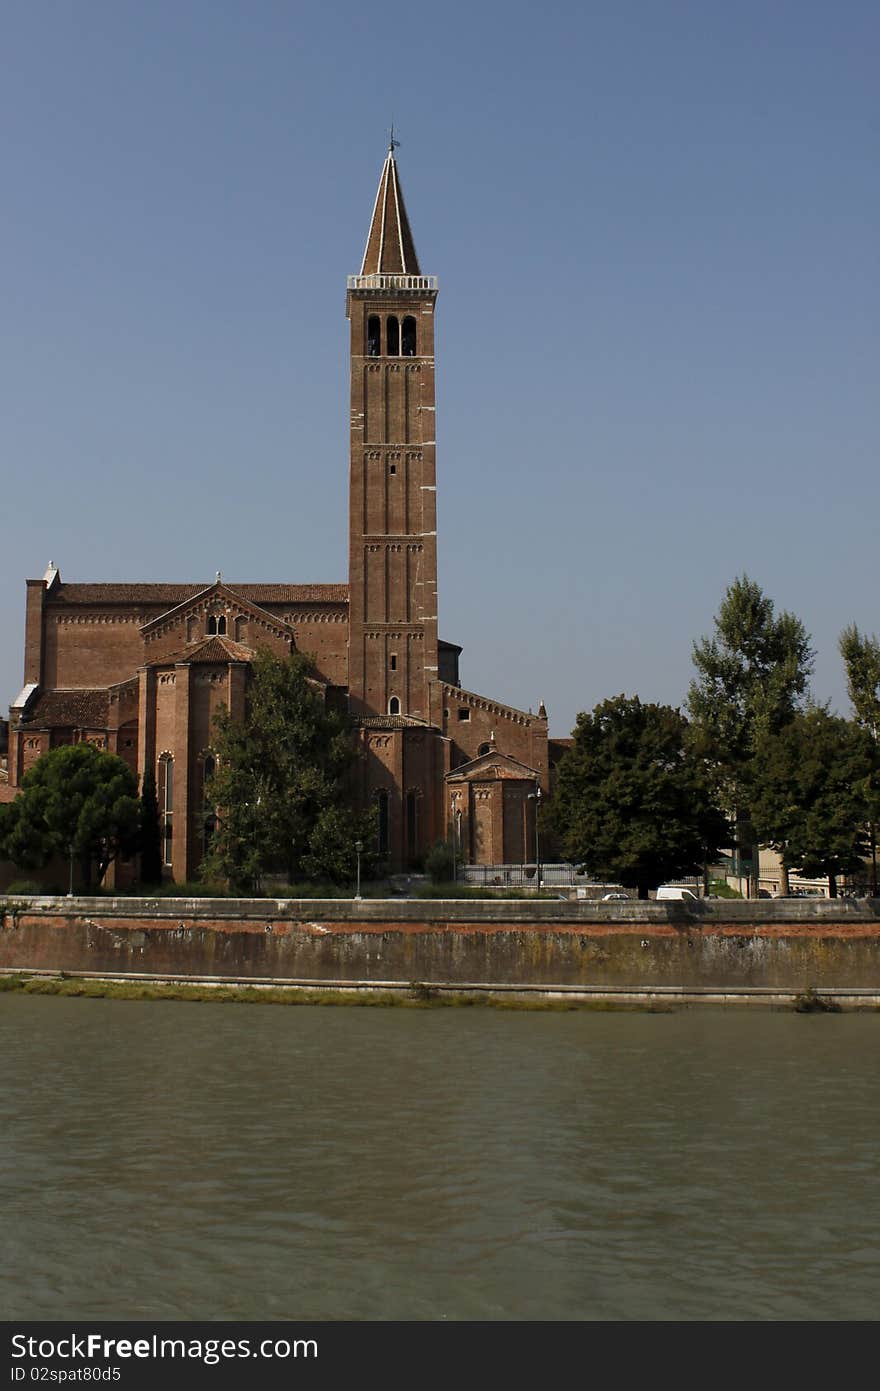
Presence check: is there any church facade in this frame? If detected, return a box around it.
[7,149,549,880]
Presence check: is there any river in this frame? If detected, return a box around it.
[1,996,878,1320]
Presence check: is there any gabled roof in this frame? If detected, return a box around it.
[146,635,254,668]
[360,150,422,276]
[446,750,541,783]
[139,581,293,643]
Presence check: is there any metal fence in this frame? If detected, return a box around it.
[458,864,702,892]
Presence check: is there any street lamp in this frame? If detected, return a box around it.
[450,799,459,882]
[527,784,542,888]
[354,840,364,901]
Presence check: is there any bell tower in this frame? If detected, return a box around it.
[346,145,439,722]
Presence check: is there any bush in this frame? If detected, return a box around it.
[708,878,743,899]
[424,840,456,884]
[5,880,55,897]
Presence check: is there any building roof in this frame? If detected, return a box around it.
[21,689,110,729]
[47,582,348,607]
[146,635,254,667]
[360,150,421,276]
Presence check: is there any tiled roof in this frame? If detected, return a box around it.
[360,151,421,276]
[235,585,348,605]
[147,636,255,668]
[21,689,110,729]
[53,584,204,606]
[51,583,348,607]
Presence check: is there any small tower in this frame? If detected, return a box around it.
[346,144,439,721]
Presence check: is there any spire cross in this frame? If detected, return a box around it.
[388,123,401,156]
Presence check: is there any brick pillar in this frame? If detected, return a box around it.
[137,668,157,791]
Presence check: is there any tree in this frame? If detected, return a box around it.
[551,695,728,899]
[139,765,163,886]
[688,575,814,896]
[751,707,869,897]
[200,650,372,891]
[0,743,141,889]
[839,624,880,895]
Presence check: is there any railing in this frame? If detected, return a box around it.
[458,865,704,893]
[460,863,586,888]
[347,274,438,292]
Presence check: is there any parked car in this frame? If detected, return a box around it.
[655,886,701,902]
[602,892,630,901]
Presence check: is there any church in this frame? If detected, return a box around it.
[6,147,550,880]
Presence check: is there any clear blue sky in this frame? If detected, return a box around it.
[2,1,877,734]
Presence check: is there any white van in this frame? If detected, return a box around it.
[655,886,701,902]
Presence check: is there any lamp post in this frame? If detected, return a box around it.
[527,784,542,888]
[354,840,364,901]
[450,800,458,882]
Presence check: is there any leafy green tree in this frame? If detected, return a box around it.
[551,695,728,899]
[139,764,163,886]
[688,575,814,896]
[752,707,870,897]
[300,803,378,884]
[200,650,368,891]
[0,743,140,889]
[425,839,455,884]
[839,624,880,895]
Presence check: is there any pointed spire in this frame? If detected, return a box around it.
[360,144,422,276]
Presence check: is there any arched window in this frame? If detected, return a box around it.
[406,790,419,863]
[478,743,492,757]
[216,615,227,636]
[376,790,390,855]
[402,316,417,356]
[367,315,380,356]
[388,696,400,715]
[386,315,399,356]
[201,756,216,855]
[207,615,217,635]
[234,615,247,642]
[158,755,174,868]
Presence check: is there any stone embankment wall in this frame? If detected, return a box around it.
[1,896,879,992]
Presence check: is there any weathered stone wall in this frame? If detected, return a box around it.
[1,896,879,991]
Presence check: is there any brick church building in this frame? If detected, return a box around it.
[7,147,550,881]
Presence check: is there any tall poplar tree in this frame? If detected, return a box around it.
[839,623,880,895]
[687,576,814,897]
[139,765,163,886]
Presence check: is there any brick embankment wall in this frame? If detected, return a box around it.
[1,897,879,992]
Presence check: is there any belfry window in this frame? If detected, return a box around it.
[402,316,417,356]
[388,696,400,716]
[367,315,380,357]
[386,315,400,356]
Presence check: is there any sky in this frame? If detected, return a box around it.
[2,1,877,736]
